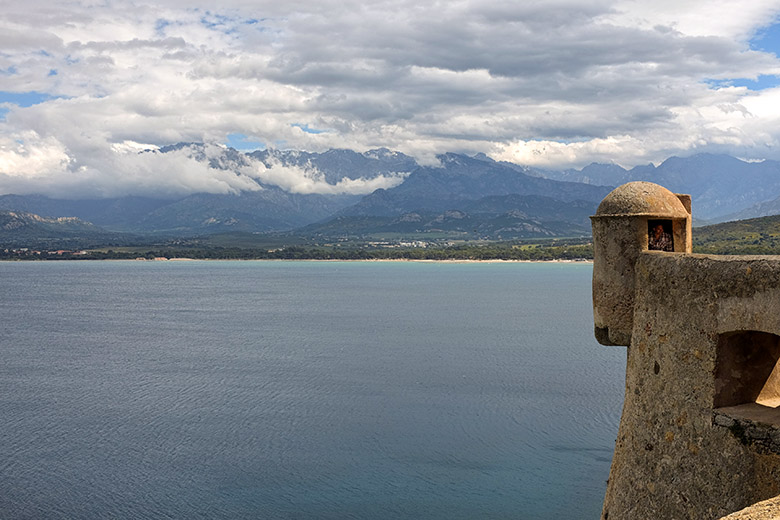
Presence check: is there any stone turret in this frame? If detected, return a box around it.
[591,181,691,346]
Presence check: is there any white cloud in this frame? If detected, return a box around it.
[600,1,780,39]
[0,131,72,177]
[240,159,408,195]
[0,134,265,198]
[0,132,406,197]
[2,0,780,196]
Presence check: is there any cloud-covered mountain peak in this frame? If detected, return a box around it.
[250,147,417,186]
[139,144,411,197]
[156,142,254,172]
[362,148,409,160]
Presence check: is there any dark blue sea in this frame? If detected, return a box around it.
[0,260,624,519]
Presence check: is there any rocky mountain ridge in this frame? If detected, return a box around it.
[2,145,780,238]
[0,210,133,248]
[533,153,780,221]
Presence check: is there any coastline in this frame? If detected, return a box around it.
[1,257,593,263]
[133,257,593,263]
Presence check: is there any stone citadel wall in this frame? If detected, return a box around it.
[592,183,780,519]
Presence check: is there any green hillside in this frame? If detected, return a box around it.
[693,215,780,254]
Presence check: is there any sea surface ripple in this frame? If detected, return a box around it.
[0,260,624,519]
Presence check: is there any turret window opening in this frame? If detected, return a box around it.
[648,219,674,251]
[714,331,780,409]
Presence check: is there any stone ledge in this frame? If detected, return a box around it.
[719,495,780,519]
[713,406,780,454]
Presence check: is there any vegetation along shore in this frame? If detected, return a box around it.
[5,213,780,261]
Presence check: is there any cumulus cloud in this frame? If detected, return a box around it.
[2,0,780,196]
[0,136,264,198]
[0,136,403,198]
[0,131,72,178]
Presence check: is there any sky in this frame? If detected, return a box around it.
[2,0,780,198]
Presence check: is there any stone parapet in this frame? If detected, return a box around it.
[601,252,780,519]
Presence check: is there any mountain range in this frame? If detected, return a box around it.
[2,144,780,245]
[535,153,780,221]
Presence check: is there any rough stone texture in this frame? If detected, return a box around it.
[591,216,645,345]
[719,495,780,519]
[599,253,780,519]
[592,183,691,347]
[592,183,780,519]
[595,181,689,218]
[712,406,780,455]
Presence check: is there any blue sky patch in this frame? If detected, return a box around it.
[0,107,8,121]
[155,19,171,36]
[702,22,780,92]
[728,75,780,90]
[705,75,780,91]
[750,21,780,55]
[200,12,239,34]
[291,123,328,134]
[0,91,56,107]
[226,133,264,151]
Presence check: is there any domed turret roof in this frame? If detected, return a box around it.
[595,181,689,218]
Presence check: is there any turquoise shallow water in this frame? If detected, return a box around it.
[0,260,624,519]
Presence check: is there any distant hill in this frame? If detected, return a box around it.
[717,194,780,223]
[132,189,359,234]
[458,194,596,223]
[0,190,359,236]
[693,214,780,254]
[300,194,596,240]
[338,153,611,217]
[0,194,176,231]
[300,211,589,240]
[0,210,135,248]
[0,210,97,234]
